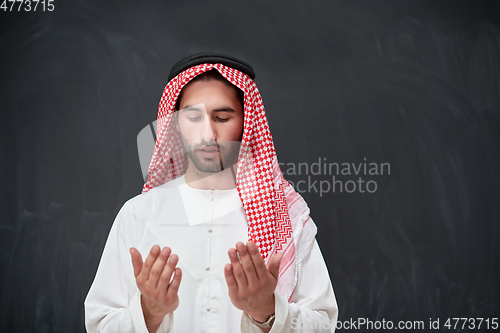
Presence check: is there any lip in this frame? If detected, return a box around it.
[197,148,220,158]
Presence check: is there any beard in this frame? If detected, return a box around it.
[180,135,241,174]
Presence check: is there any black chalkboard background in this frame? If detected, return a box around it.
[1,0,499,332]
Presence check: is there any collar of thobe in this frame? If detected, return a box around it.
[176,174,242,227]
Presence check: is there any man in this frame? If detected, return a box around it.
[85,52,338,332]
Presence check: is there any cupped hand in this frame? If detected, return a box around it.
[224,241,283,323]
[130,245,182,333]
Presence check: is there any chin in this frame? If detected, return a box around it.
[189,151,238,174]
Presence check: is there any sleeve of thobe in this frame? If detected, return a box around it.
[84,202,174,333]
[241,239,338,333]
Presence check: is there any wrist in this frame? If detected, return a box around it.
[141,296,165,331]
[248,312,273,323]
[246,294,275,322]
[247,312,276,330]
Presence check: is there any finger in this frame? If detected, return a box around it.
[130,247,143,278]
[139,245,161,281]
[267,252,284,280]
[149,247,172,288]
[166,267,182,298]
[246,241,268,280]
[228,247,248,289]
[236,242,259,287]
[158,253,178,295]
[224,263,238,291]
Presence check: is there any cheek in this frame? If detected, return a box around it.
[178,115,197,131]
[226,113,244,141]
[178,121,197,141]
[234,119,244,140]
[222,123,243,141]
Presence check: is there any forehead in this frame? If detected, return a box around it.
[177,79,242,109]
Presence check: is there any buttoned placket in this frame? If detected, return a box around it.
[204,189,215,330]
[175,178,248,332]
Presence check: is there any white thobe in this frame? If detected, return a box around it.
[84,175,338,332]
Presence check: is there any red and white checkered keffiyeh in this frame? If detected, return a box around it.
[142,63,317,301]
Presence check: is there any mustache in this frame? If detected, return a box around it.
[193,143,220,151]
[192,140,241,151]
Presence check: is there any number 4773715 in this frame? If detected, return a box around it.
[444,318,498,330]
[1,0,55,12]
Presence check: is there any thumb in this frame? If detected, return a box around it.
[130,247,143,278]
[267,252,284,280]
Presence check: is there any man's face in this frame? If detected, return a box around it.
[176,80,244,174]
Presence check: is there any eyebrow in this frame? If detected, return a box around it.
[212,107,236,113]
[181,105,202,112]
[181,105,236,113]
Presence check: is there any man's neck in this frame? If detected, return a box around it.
[184,163,238,190]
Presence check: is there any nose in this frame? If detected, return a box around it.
[200,116,217,143]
